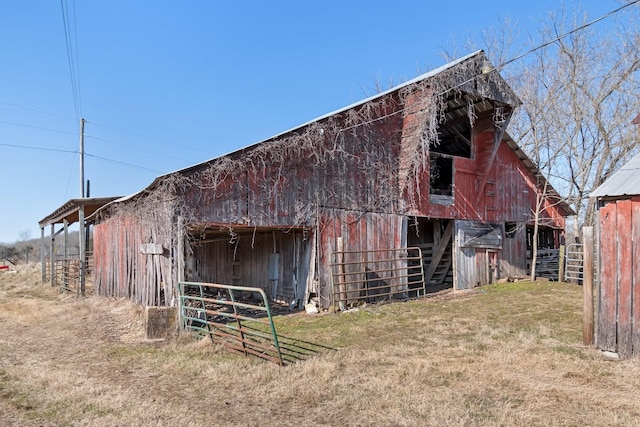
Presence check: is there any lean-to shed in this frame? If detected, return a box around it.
[91,51,572,309]
[591,151,640,357]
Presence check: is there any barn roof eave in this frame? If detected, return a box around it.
[590,152,640,199]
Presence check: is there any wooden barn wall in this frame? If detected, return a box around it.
[183,105,403,229]
[93,210,176,306]
[188,230,310,305]
[408,114,565,230]
[501,223,527,277]
[317,208,404,307]
[597,197,640,357]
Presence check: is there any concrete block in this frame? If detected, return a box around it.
[145,306,177,339]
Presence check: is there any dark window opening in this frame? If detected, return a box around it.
[505,222,517,239]
[431,113,472,158]
[430,155,453,196]
[526,226,557,250]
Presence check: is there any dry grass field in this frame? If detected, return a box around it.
[1,265,639,426]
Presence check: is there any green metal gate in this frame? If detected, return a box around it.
[178,281,283,365]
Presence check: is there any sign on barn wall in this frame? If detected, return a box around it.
[140,243,164,255]
[458,220,503,249]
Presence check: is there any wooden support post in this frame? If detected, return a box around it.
[40,227,45,282]
[177,216,185,284]
[336,237,346,311]
[79,203,85,297]
[582,227,594,346]
[50,224,55,288]
[558,244,565,283]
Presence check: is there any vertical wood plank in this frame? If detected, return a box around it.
[597,202,618,351]
[582,227,594,346]
[631,198,640,356]
[616,199,633,357]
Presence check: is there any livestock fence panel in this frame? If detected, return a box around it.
[565,243,584,284]
[178,281,283,365]
[330,246,425,308]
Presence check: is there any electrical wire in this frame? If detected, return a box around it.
[84,153,164,173]
[0,142,76,154]
[87,121,215,155]
[60,0,82,121]
[0,119,77,136]
[85,134,200,163]
[0,101,76,121]
[0,142,162,174]
[337,0,640,134]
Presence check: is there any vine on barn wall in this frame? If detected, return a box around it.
[107,54,516,247]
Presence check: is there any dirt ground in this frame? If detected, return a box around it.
[1,265,640,426]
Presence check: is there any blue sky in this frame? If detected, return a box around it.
[0,1,626,243]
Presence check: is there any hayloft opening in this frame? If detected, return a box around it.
[429,154,453,197]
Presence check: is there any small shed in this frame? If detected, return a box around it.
[591,152,640,357]
[39,197,122,292]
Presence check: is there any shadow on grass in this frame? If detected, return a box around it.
[276,333,336,365]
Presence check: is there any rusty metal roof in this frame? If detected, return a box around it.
[39,197,122,227]
[591,152,640,198]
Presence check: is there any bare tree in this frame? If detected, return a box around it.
[505,5,640,228]
[443,3,640,277]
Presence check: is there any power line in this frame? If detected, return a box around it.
[0,142,76,154]
[0,101,77,121]
[338,0,640,134]
[498,0,640,70]
[0,142,162,174]
[87,120,215,155]
[0,119,77,136]
[84,153,164,173]
[60,0,82,121]
[85,134,198,163]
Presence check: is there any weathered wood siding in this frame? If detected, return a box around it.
[409,114,565,228]
[187,229,310,305]
[597,196,640,357]
[317,208,405,307]
[93,210,177,306]
[185,104,403,229]
[501,222,527,278]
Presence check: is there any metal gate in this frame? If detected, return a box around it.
[178,281,283,365]
[330,247,425,308]
[564,243,583,284]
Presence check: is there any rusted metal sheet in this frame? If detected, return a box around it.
[597,201,618,351]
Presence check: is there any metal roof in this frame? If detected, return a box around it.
[94,51,568,217]
[39,197,123,227]
[590,152,640,198]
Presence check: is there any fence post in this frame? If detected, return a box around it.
[336,237,346,311]
[558,244,565,282]
[582,227,594,346]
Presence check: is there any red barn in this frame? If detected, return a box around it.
[91,51,571,308]
[591,152,640,357]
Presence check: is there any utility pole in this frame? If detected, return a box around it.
[79,118,85,198]
[78,117,86,296]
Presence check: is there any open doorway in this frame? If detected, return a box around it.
[407,217,454,293]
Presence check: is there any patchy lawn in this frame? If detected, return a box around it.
[1,265,638,426]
